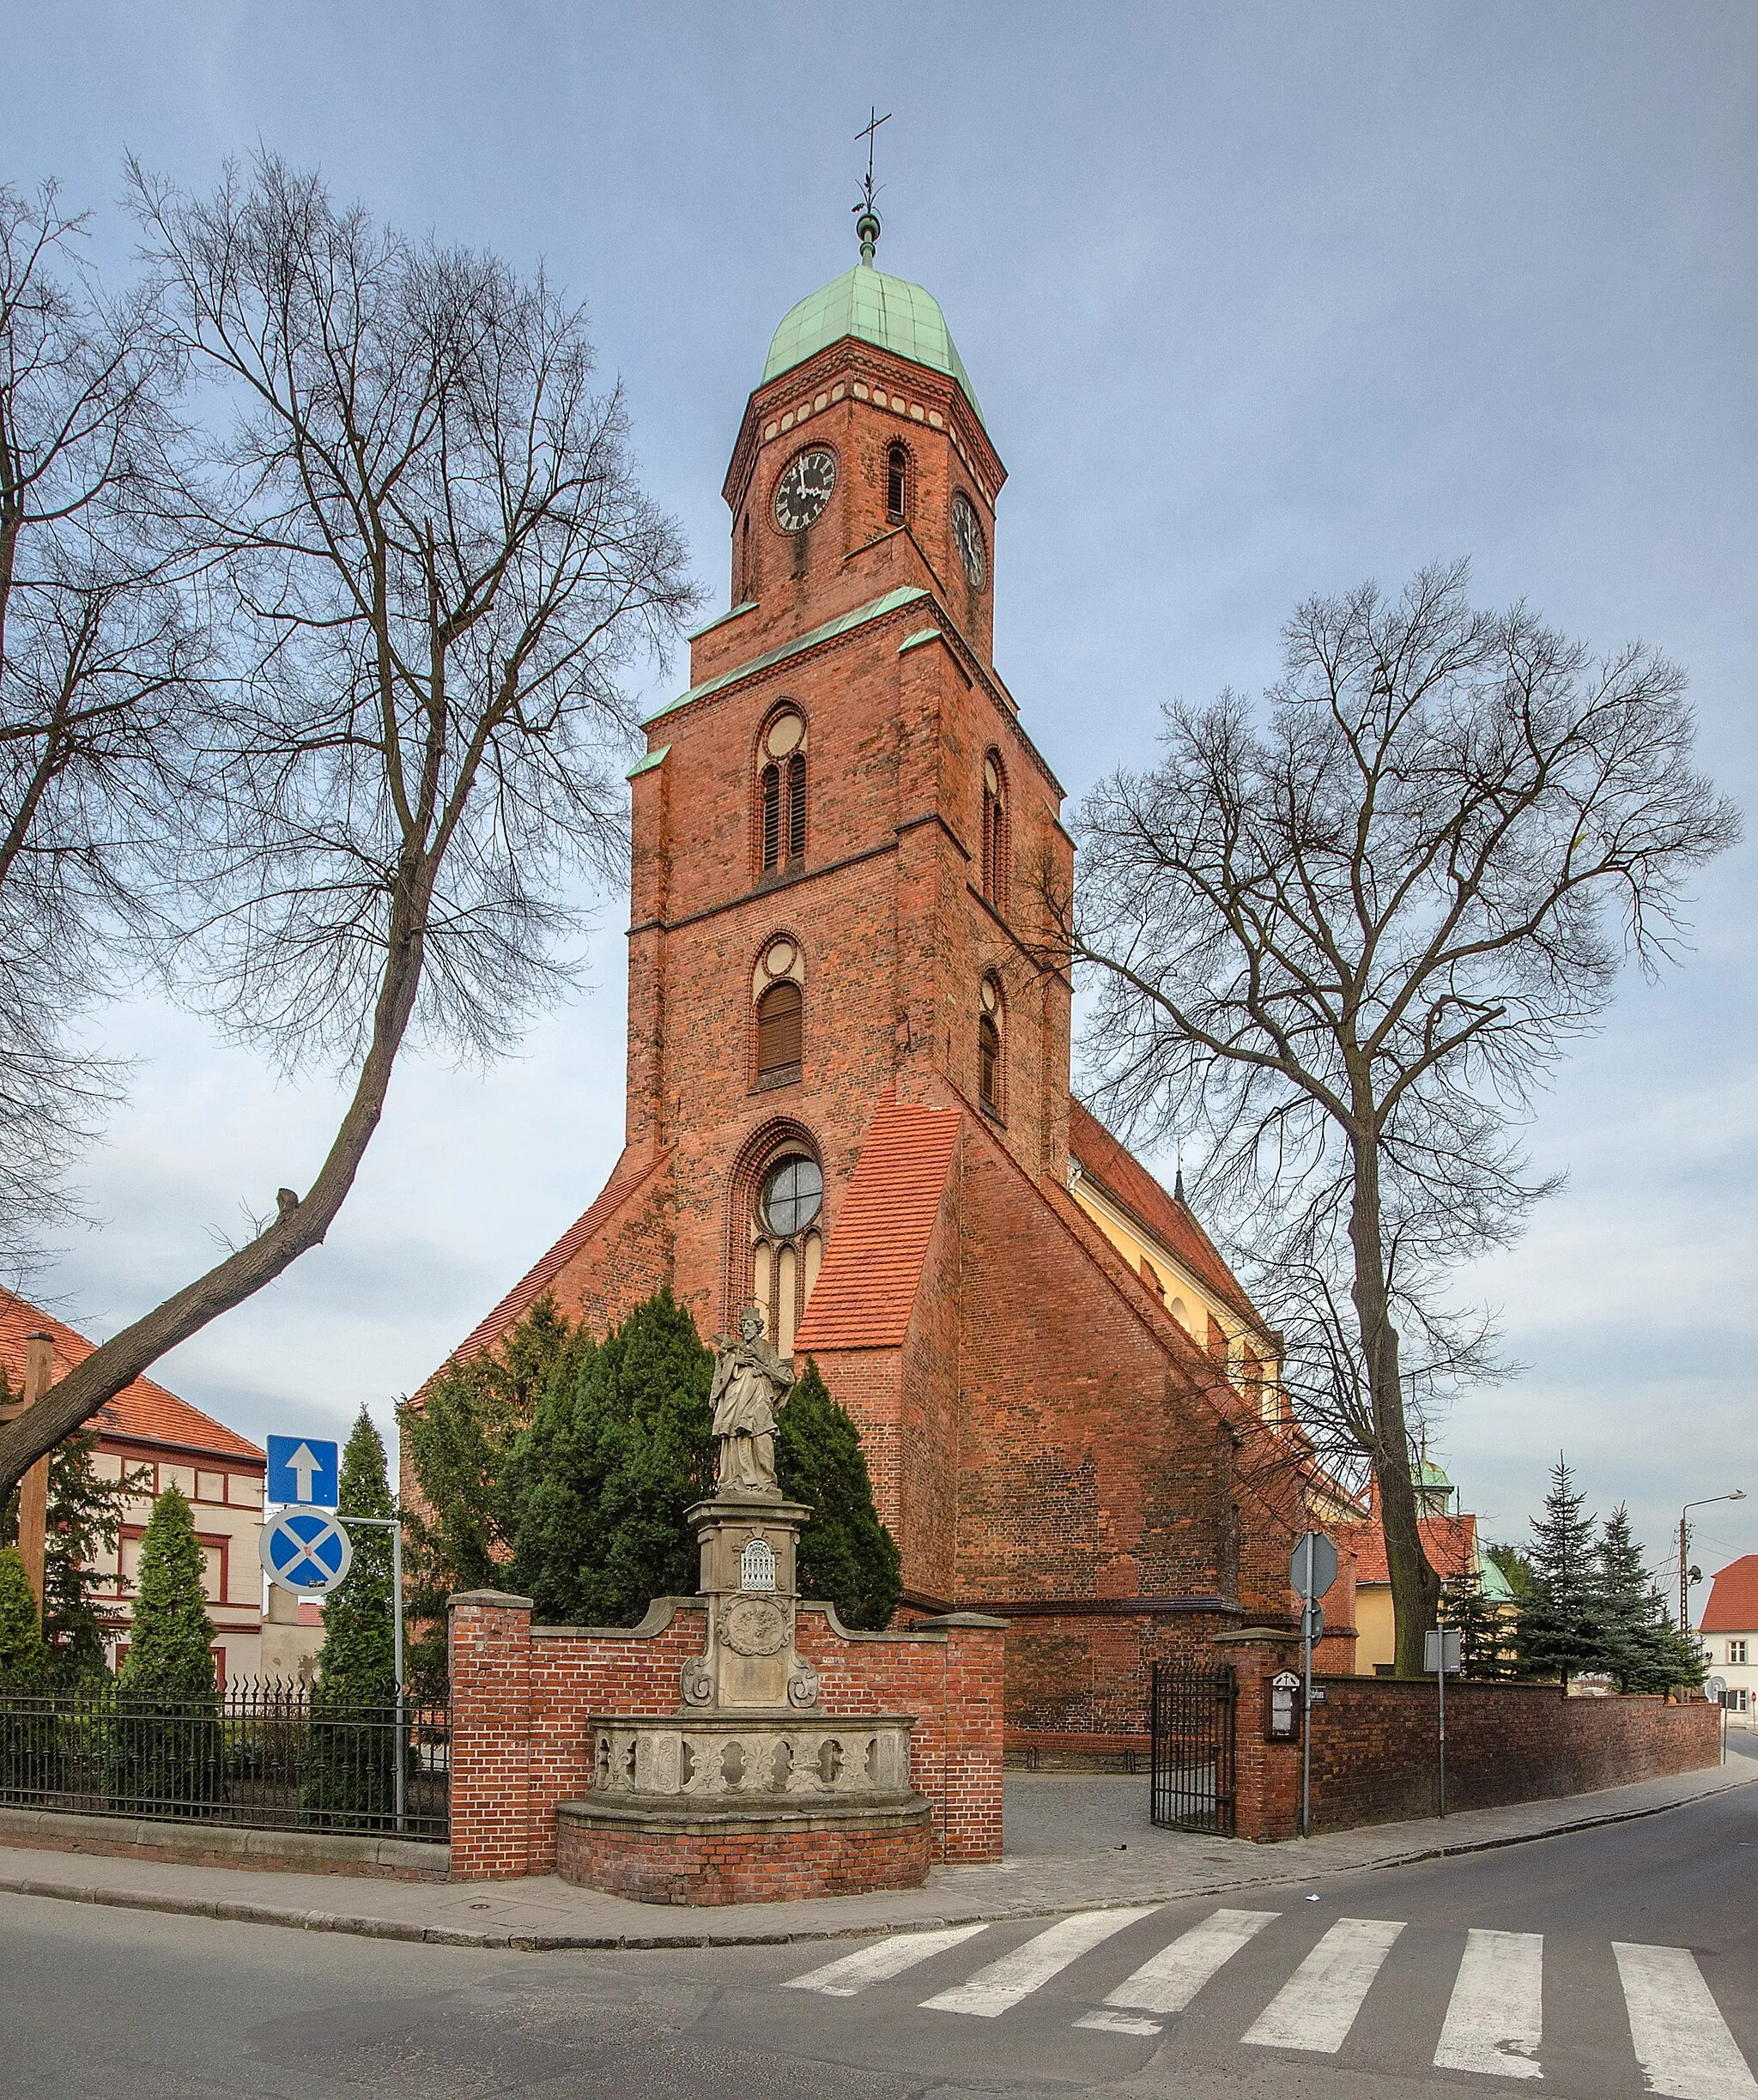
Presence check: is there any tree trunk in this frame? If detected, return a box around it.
[1347,1121,1440,1676]
[0,879,431,1497]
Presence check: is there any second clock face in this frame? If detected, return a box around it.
[952,491,987,589]
[773,447,836,533]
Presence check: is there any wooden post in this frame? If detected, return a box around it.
[11,1334,55,1610]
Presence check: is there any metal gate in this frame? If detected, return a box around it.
[1149,1661,1237,1836]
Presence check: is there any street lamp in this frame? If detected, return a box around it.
[1680,1491,1748,1638]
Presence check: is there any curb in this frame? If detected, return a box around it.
[1,1763,1749,1953]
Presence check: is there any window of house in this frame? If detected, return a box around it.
[755,979,803,1082]
[886,440,911,524]
[758,710,807,875]
[978,977,1003,1117]
[981,753,1008,910]
[1733,1639,1749,1665]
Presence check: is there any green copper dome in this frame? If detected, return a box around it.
[763,258,985,429]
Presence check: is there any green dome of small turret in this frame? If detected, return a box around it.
[763,228,985,429]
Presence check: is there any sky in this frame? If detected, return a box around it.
[9,1,1755,1599]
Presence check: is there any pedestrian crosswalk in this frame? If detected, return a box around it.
[782,1903,1756,2096]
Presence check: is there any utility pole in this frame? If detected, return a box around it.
[1680,1491,1748,1655]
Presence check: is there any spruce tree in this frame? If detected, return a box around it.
[0,1545,49,1683]
[398,1293,583,1691]
[302,1410,400,1825]
[506,1286,715,1625]
[777,1359,902,1630]
[1440,1568,1515,1681]
[1517,1456,1604,1687]
[1597,1504,1672,1694]
[111,1486,221,1810]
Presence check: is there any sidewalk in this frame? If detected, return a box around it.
[1,1756,1751,1952]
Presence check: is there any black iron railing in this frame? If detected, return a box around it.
[0,1679,449,1841]
[1149,1661,1237,1837]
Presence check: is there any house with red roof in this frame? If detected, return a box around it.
[0,1286,314,1683]
[1701,1556,1758,1722]
[409,231,1318,1742]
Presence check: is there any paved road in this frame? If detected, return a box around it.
[4,1764,1754,2098]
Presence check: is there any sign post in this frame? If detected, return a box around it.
[263,1431,406,1832]
[1425,1624,1463,1814]
[1289,1533,1337,1839]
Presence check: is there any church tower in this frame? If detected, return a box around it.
[421,215,1306,1735]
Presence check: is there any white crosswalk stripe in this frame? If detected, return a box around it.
[1240,1915,1405,2054]
[1613,1942,1758,2100]
[1073,1907,1278,2036]
[919,1906,1161,2018]
[1434,1928,1543,2079]
[779,1907,1758,2096]
[783,1922,991,1997]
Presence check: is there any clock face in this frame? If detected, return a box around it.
[952,492,986,589]
[773,447,836,534]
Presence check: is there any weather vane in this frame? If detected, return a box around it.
[854,106,890,262]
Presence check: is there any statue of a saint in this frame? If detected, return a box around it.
[708,1307,795,1497]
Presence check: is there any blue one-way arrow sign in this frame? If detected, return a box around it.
[266,1434,339,1508]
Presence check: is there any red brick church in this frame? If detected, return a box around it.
[416,220,1306,1740]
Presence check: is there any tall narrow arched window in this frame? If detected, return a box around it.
[757,709,808,876]
[981,753,1008,911]
[978,974,1003,1117]
[886,440,911,524]
[756,978,803,1082]
[747,1140,824,1356]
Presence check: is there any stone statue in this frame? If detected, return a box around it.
[708,1307,795,1497]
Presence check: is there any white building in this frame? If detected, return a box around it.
[1701,1555,1758,1723]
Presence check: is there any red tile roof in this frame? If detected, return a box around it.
[1066,1101,1264,1332]
[0,1286,264,1465]
[793,1093,961,1353]
[1701,1555,1758,1633]
[1346,1512,1477,1586]
[415,1145,671,1395]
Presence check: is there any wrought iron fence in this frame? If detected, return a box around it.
[0,1679,449,1841]
[1149,1661,1237,1837]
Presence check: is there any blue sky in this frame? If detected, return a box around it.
[12,2,1755,1594]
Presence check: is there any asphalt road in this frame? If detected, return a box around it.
[4,1762,1754,2099]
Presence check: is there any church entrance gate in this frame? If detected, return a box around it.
[1149,1661,1238,1837]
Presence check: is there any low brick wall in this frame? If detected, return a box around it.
[1217,1632,1721,1841]
[555,1799,931,1904]
[1303,1677,1721,1834]
[448,1590,1005,1882]
[0,1805,448,1879]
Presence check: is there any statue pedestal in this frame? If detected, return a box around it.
[557,1488,931,1903]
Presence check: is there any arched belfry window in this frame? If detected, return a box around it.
[981,753,1009,911]
[886,440,911,525]
[978,974,1003,1117]
[757,709,808,877]
[752,935,804,1088]
[747,1140,824,1358]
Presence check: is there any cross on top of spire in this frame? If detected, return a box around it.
[853,106,890,263]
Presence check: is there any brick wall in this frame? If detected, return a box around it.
[447,1591,1004,1882]
[1217,1638,1721,1841]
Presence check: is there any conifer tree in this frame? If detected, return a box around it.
[1596,1504,1672,1694]
[506,1287,714,1626]
[1517,1456,1605,1687]
[1439,1568,1516,1681]
[0,1545,49,1683]
[111,1486,221,1809]
[398,1294,582,1692]
[302,1410,399,1825]
[777,1360,902,1631]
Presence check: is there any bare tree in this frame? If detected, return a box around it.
[1059,562,1740,1675]
[0,180,201,1273]
[0,156,694,1496]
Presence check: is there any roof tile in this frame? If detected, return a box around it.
[0,1287,263,1464]
[1702,1555,1758,1633]
[793,1094,961,1353]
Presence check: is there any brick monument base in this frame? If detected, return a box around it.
[556,1793,931,1904]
